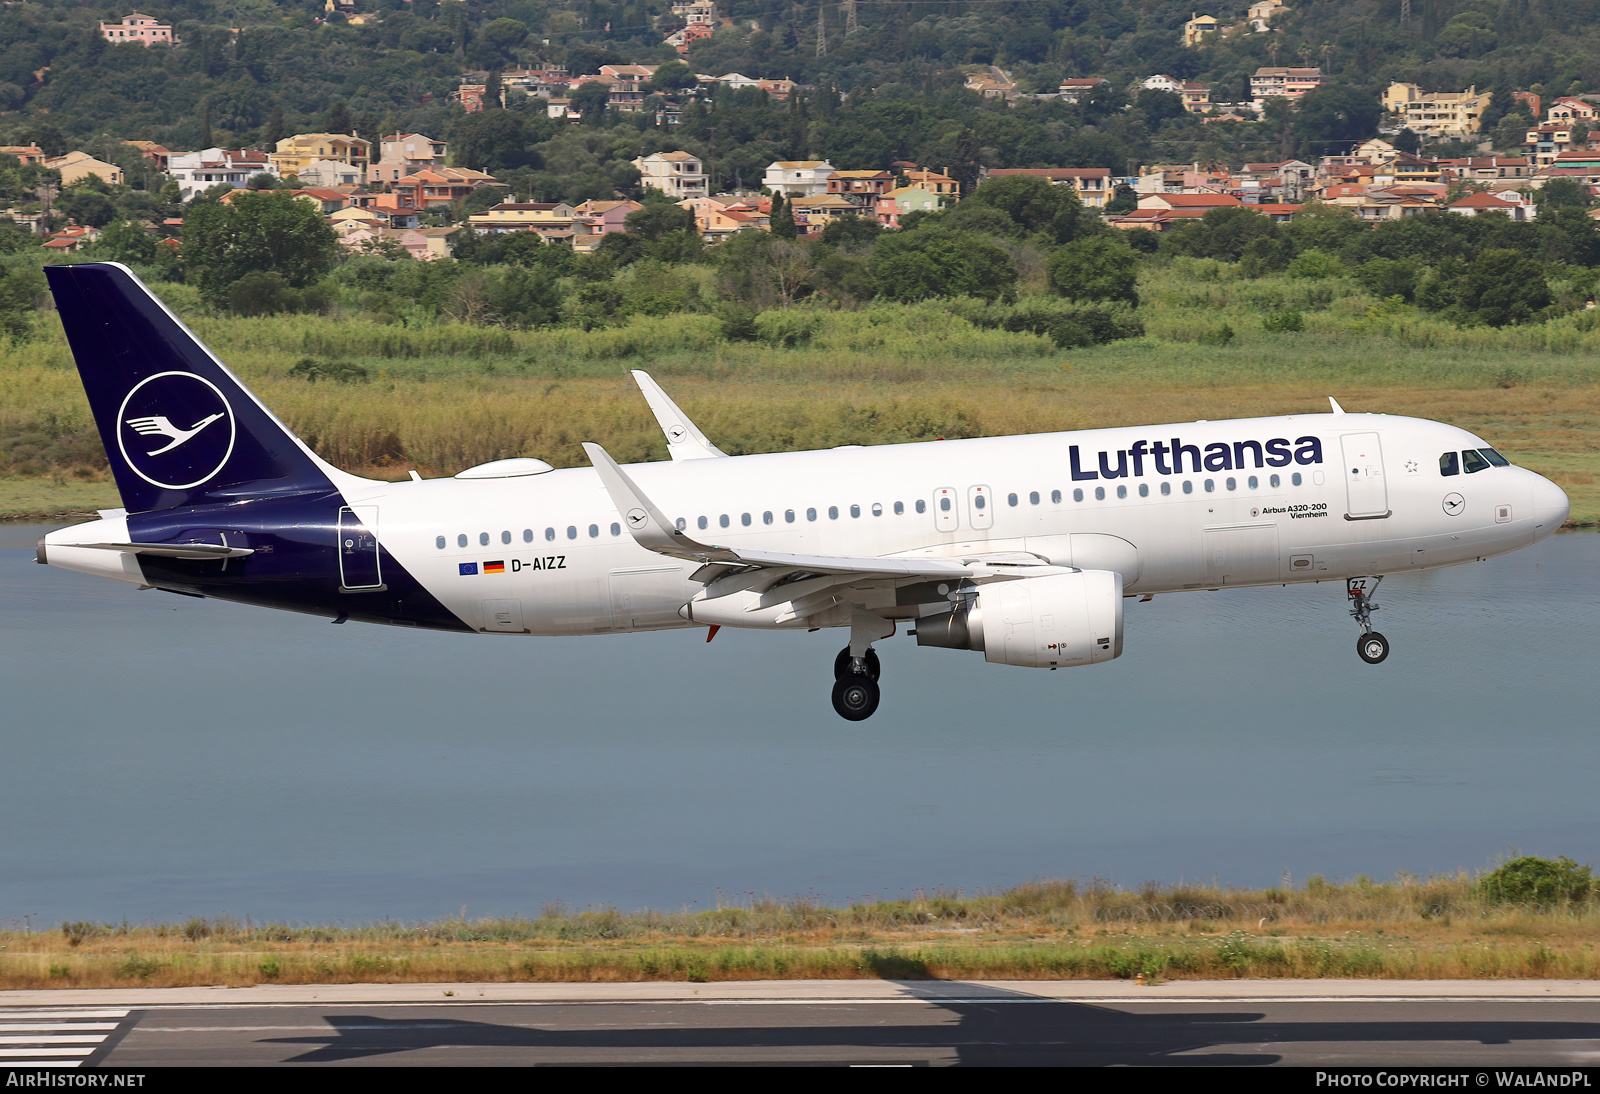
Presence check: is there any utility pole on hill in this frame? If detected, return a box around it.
[846,0,857,34]
[817,2,826,57]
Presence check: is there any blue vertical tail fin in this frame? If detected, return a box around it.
[46,262,348,513]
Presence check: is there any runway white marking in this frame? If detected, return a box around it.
[0,1008,130,1068]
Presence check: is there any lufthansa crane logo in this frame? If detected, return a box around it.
[117,372,236,490]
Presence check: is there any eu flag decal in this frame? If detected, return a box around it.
[459,562,478,575]
[484,561,506,574]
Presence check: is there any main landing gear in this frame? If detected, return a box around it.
[1348,576,1389,665]
[830,613,893,721]
[831,652,880,721]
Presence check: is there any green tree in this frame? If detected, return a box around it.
[1164,205,1277,262]
[770,194,797,240]
[88,218,156,265]
[1449,249,1552,326]
[182,192,341,306]
[569,82,612,127]
[871,228,1016,304]
[1295,86,1383,155]
[1046,235,1140,306]
[1537,177,1594,213]
[625,203,695,242]
[966,174,1084,241]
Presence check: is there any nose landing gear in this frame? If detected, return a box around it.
[1348,576,1389,664]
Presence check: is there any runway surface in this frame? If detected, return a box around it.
[3,981,1599,1066]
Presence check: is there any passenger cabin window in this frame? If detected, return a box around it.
[567,526,577,539]
[785,510,796,523]
[1030,492,1040,505]
[763,511,773,525]
[894,502,904,515]
[501,531,511,544]
[1463,449,1490,474]
[741,513,751,526]
[850,504,860,518]
[698,516,708,530]
[1138,484,1149,497]
[1051,490,1062,503]
[479,532,490,546]
[916,500,927,514]
[1440,452,1460,476]
[457,534,468,548]
[1116,485,1127,499]
[545,527,556,541]
[1073,489,1084,502]
[436,536,446,549]
[807,508,818,521]
[1094,487,1105,500]
[1160,483,1171,496]
[611,523,621,536]
[589,524,599,538]
[872,502,883,516]
[719,514,730,528]
[1007,493,1018,507]
[523,529,534,543]
[829,506,840,519]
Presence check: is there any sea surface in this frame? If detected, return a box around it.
[2,523,1596,925]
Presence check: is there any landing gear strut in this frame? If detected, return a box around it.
[1348,576,1389,665]
[833,646,881,681]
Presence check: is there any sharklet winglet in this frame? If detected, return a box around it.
[630,370,727,461]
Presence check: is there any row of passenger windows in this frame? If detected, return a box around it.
[437,524,625,549]
[1440,448,1509,476]
[433,472,1310,551]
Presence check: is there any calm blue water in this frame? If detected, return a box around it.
[2,524,1596,924]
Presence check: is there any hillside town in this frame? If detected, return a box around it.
[10,34,1600,260]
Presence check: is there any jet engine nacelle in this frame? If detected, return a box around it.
[915,569,1124,668]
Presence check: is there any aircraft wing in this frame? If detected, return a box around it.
[631,370,727,461]
[583,442,980,585]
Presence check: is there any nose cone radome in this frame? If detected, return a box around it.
[1529,471,1570,540]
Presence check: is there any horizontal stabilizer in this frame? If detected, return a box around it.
[76,542,256,560]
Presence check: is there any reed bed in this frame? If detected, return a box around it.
[4,875,1599,988]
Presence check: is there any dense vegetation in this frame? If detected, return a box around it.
[2,0,1600,189]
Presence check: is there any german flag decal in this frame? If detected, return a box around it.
[484,560,506,574]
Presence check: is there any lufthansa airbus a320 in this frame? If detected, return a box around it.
[38,263,1570,719]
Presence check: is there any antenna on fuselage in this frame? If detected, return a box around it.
[1328,397,1346,414]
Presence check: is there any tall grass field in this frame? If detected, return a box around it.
[2,265,1597,523]
[5,866,1599,988]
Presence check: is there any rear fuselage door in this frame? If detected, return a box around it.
[338,506,383,589]
[1340,433,1389,519]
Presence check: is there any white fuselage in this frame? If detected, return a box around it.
[319,412,1568,636]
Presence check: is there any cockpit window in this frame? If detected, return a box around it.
[1440,452,1459,476]
[1462,449,1490,474]
[1480,448,1510,467]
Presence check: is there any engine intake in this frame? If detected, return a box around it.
[915,570,1124,668]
